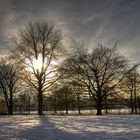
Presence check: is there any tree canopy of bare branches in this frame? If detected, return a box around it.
[0,56,21,115]
[63,42,128,115]
[16,21,63,115]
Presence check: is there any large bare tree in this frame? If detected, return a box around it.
[16,21,63,115]
[63,42,128,115]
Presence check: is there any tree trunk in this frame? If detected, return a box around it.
[104,93,108,114]
[96,102,102,115]
[65,92,68,115]
[134,71,137,114]
[9,105,13,115]
[28,96,30,115]
[4,93,9,114]
[38,91,43,115]
[130,90,134,114]
[54,106,57,114]
[134,86,137,114]
[77,93,81,114]
[38,78,43,115]
[54,94,57,113]
[9,94,13,115]
[96,94,102,115]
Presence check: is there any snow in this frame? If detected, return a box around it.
[0,115,140,140]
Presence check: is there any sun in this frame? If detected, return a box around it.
[32,54,43,72]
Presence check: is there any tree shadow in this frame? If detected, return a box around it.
[19,115,87,140]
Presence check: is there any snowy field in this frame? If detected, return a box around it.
[0,115,140,140]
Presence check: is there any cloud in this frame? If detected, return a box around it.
[0,0,140,63]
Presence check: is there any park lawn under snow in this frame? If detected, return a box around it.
[0,115,140,140]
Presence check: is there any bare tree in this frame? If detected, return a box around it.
[0,56,21,115]
[63,42,128,115]
[123,65,140,114]
[69,80,84,114]
[48,79,77,114]
[16,21,63,115]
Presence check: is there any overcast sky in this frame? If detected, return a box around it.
[0,0,140,63]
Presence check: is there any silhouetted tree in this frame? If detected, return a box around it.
[123,65,140,114]
[50,83,75,114]
[63,42,128,115]
[70,80,84,114]
[0,56,21,115]
[16,21,63,115]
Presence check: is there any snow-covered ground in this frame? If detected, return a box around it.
[0,115,140,140]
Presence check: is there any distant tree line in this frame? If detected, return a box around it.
[0,21,140,115]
